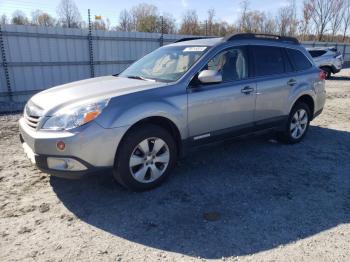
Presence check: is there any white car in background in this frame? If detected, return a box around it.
[307,47,343,79]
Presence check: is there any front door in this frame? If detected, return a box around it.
[187,46,256,140]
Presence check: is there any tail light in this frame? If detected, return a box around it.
[319,70,326,81]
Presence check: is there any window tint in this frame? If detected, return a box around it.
[203,46,248,82]
[308,50,327,58]
[287,49,312,71]
[253,46,285,76]
[283,49,294,73]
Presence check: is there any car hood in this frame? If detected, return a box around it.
[30,76,166,115]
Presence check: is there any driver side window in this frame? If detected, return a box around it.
[205,46,248,82]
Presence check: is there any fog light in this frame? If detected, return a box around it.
[47,157,87,171]
[56,141,66,151]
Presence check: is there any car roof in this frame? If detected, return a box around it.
[169,37,223,47]
[168,34,302,49]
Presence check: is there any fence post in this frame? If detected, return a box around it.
[159,16,164,47]
[88,9,95,78]
[205,20,208,36]
[0,24,12,101]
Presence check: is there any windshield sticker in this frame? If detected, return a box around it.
[183,47,207,52]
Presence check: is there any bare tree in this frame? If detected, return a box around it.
[276,6,292,36]
[238,0,250,32]
[289,0,298,36]
[11,10,29,25]
[237,1,277,35]
[299,0,313,40]
[56,0,81,28]
[179,9,200,35]
[207,9,215,35]
[130,3,158,32]
[307,0,334,41]
[216,22,238,36]
[118,5,175,33]
[118,9,133,31]
[264,15,277,34]
[0,14,8,25]
[247,11,263,33]
[329,0,345,41]
[31,10,56,26]
[158,14,177,34]
[276,0,298,36]
[342,0,350,41]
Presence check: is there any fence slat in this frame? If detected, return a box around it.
[1,24,349,113]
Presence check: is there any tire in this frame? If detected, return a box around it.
[277,102,311,144]
[320,66,332,79]
[113,124,177,191]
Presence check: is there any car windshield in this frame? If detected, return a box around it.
[119,45,208,82]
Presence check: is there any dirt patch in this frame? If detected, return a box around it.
[1,69,350,261]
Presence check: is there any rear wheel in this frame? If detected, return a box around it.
[113,124,177,191]
[277,102,311,144]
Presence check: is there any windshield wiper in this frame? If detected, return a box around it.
[126,75,156,82]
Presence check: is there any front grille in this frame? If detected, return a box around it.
[24,101,43,129]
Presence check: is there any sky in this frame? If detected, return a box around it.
[0,0,302,26]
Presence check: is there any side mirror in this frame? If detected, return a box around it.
[197,70,222,84]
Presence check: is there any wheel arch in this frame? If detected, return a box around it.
[291,94,315,120]
[115,116,183,165]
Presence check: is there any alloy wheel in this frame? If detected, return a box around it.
[290,109,308,139]
[129,137,170,183]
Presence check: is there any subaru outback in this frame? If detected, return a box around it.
[19,33,326,191]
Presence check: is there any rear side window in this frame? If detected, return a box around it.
[287,49,312,71]
[309,50,327,57]
[283,50,294,73]
[253,46,285,76]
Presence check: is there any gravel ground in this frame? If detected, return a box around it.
[1,69,350,262]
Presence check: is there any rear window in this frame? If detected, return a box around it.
[287,49,312,71]
[253,46,285,76]
[308,50,327,58]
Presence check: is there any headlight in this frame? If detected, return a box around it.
[42,98,110,130]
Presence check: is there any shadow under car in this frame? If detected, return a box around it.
[50,126,350,259]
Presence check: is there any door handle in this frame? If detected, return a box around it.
[241,86,254,94]
[287,79,297,86]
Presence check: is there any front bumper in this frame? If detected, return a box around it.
[19,118,129,178]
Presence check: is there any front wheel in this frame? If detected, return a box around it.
[113,124,177,191]
[277,102,311,144]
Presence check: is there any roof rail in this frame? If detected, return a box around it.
[174,37,216,43]
[225,33,299,44]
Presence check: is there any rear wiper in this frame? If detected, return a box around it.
[126,75,155,82]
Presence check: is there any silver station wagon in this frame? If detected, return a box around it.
[20,33,326,191]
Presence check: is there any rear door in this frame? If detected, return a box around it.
[286,48,318,110]
[251,45,295,126]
